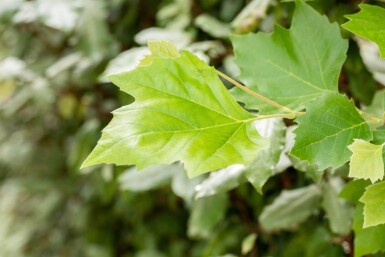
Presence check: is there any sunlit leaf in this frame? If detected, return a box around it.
[82,41,267,177]
[348,139,384,183]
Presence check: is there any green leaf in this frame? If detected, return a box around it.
[82,41,267,177]
[353,203,385,257]
[360,181,385,228]
[259,185,322,231]
[241,233,257,255]
[363,89,385,120]
[339,179,371,204]
[321,177,353,235]
[342,4,385,58]
[290,93,372,170]
[188,193,228,239]
[231,0,347,114]
[348,139,384,183]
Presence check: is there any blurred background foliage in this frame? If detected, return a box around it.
[1,0,385,256]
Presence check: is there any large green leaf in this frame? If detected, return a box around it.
[231,0,348,114]
[348,139,384,183]
[360,181,385,228]
[82,41,267,177]
[290,93,372,170]
[342,4,385,58]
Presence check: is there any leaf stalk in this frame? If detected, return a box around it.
[216,70,295,114]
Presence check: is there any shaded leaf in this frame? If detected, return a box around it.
[342,4,385,58]
[194,14,231,39]
[321,177,353,235]
[194,165,246,199]
[353,203,385,257]
[290,93,372,170]
[231,0,347,113]
[363,89,385,120]
[188,193,228,239]
[244,118,287,194]
[259,185,322,231]
[339,179,370,204]
[119,164,182,192]
[360,181,385,227]
[171,169,203,204]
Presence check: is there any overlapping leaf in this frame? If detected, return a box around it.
[360,181,385,228]
[82,41,267,177]
[231,0,348,114]
[342,4,385,58]
[321,177,353,235]
[290,93,372,170]
[259,185,322,231]
[353,203,385,256]
[243,118,287,193]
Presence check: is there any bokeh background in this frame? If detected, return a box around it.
[1,0,384,256]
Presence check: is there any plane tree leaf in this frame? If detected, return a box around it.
[188,193,228,239]
[342,4,385,58]
[321,177,353,235]
[82,41,267,177]
[259,185,322,231]
[243,118,287,194]
[231,0,348,114]
[353,203,385,256]
[290,93,372,170]
[348,139,384,183]
[360,181,385,228]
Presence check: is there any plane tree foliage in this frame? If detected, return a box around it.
[2,0,385,256]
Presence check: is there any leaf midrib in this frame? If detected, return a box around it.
[293,121,367,152]
[127,79,242,122]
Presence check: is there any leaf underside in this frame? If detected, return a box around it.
[82,41,267,177]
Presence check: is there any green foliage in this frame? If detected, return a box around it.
[82,41,267,177]
[353,204,385,256]
[259,185,322,231]
[4,0,385,256]
[360,181,385,228]
[348,139,384,183]
[321,177,353,235]
[291,92,372,170]
[230,0,347,114]
[342,4,385,58]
